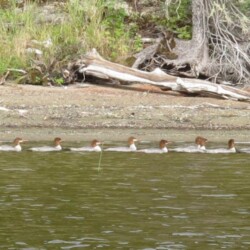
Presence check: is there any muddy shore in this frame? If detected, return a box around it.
[0,83,249,142]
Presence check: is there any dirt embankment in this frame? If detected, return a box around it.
[0,83,250,142]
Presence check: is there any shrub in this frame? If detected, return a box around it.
[0,0,142,83]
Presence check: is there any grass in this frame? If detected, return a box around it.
[0,0,142,83]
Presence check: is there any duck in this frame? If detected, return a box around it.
[228,139,236,152]
[195,136,208,150]
[105,136,137,152]
[171,136,208,153]
[206,139,236,153]
[29,137,62,152]
[0,137,25,152]
[138,139,169,153]
[70,139,102,152]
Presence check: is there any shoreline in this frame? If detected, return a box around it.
[1,127,249,143]
[0,83,250,142]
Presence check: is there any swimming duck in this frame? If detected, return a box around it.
[138,139,169,153]
[171,136,208,153]
[70,139,102,152]
[0,137,25,152]
[206,139,236,153]
[195,136,208,150]
[105,136,137,152]
[30,137,62,152]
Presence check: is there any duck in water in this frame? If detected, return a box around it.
[206,139,236,153]
[0,137,25,152]
[138,139,170,153]
[171,136,208,153]
[105,136,137,152]
[70,139,102,152]
[195,136,208,150]
[29,137,62,152]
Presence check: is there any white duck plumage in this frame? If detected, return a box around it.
[206,139,236,154]
[171,136,208,153]
[70,139,102,152]
[105,136,137,152]
[0,137,25,152]
[138,139,169,153]
[30,137,62,152]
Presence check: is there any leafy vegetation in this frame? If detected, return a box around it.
[0,0,194,84]
[0,0,142,83]
[234,0,250,16]
[158,0,192,39]
[1,0,248,85]
[102,3,142,60]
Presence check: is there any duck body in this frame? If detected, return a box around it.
[30,145,62,152]
[70,140,102,152]
[197,145,206,151]
[0,144,22,152]
[30,137,62,152]
[172,136,208,153]
[105,137,137,152]
[206,147,236,154]
[105,144,137,152]
[0,138,24,152]
[206,139,236,154]
[138,140,169,154]
[171,145,206,153]
[70,146,101,152]
[138,147,168,154]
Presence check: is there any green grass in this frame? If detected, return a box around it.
[0,0,142,83]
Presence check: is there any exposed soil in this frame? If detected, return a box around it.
[0,83,250,142]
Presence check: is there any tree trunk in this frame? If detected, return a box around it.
[190,0,209,76]
[133,0,250,85]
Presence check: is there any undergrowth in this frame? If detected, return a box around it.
[160,0,192,39]
[0,0,142,84]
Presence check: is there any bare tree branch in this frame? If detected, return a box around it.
[141,0,250,85]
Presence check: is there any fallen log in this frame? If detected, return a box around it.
[76,49,250,102]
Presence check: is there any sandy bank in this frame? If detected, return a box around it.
[0,83,249,142]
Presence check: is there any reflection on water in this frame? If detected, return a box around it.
[1,142,250,249]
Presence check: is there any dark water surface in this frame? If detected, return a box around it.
[1,143,250,249]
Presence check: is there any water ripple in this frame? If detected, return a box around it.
[172,232,205,237]
[215,234,242,239]
[1,147,250,249]
[48,240,81,244]
[201,194,237,198]
[61,244,90,249]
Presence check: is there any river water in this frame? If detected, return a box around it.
[1,141,250,249]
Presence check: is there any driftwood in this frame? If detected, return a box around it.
[76,49,250,102]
